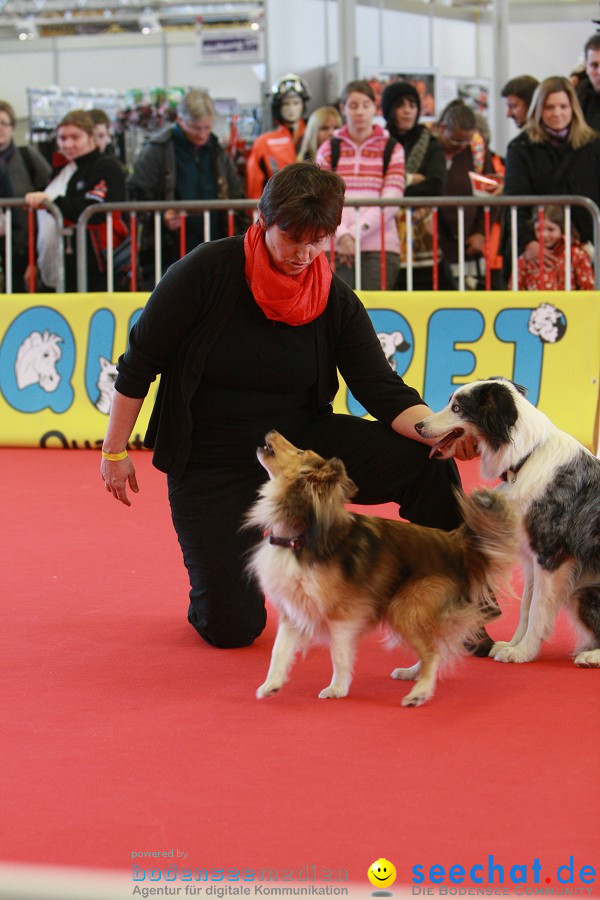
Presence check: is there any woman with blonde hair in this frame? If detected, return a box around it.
[297,106,342,160]
[503,75,600,267]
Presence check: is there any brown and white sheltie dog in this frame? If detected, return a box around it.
[415,376,600,667]
[245,431,519,707]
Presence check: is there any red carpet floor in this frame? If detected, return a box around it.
[1,449,598,895]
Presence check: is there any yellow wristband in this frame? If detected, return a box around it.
[102,449,128,461]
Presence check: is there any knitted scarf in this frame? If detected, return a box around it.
[542,123,571,147]
[404,127,431,175]
[243,222,331,326]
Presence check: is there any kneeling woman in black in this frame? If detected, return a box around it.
[100,161,477,650]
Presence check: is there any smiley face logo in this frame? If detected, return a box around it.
[368,858,397,888]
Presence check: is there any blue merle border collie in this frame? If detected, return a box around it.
[415,376,600,667]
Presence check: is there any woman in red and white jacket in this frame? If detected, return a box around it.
[317,80,405,290]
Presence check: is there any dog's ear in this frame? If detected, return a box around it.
[302,458,357,501]
[477,382,519,449]
[486,374,527,397]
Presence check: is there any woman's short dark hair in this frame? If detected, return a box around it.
[258,160,345,240]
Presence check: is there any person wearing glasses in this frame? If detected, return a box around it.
[0,99,51,290]
[432,100,497,289]
[127,89,245,282]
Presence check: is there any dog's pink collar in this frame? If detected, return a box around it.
[268,533,306,552]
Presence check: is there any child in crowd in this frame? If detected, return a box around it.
[515,205,594,290]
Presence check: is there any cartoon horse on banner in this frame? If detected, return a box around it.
[15,330,63,392]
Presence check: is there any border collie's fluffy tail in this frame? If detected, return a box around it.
[457,488,520,604]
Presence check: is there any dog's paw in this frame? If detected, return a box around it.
[318,684,348,699]
[493,643,538,664]
[574,649,600,668]
[256,681,282,698]
[391,663,420,681]
[489,640,512,658]
[401,687,432,707]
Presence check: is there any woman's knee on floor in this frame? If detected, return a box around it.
[187,593,267,649]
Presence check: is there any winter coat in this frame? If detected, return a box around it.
[503,131,600,252]
[127,125,245,268]
[316,124,405,254]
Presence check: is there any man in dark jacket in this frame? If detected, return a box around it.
[127,89,245,282]
[577,34,600,131]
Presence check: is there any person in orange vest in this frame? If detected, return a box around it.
[246,73,310,198]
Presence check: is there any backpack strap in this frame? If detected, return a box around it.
[382,137,397,177]
[330,137,341,172]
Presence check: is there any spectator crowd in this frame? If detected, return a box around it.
[2,31,600,293]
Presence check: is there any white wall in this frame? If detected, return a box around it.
[507,20,588,79]
[265,0,334,100]
[0,31,264,120]
[357,5,436,72]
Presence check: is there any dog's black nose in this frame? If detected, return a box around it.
[414,421,424,434]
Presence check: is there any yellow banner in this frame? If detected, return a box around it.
[1,290,599,450]
[0,292,154,450]
[341,291,600,450]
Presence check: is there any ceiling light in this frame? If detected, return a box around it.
[139,10,161,33]
[15,16,38,39]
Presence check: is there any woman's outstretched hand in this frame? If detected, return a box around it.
[100,456,139,507]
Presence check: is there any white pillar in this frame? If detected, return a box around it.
[492,0,510,153]
[338,0,358,93]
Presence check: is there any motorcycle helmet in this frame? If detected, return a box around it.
[271,72,311,124]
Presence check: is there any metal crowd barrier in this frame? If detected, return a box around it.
[0,198,66,293]
[1,194,599,294]
[75,194,600,293]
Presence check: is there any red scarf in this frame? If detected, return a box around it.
[244,222,331,326]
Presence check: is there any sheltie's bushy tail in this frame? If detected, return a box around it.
[457,488,520,607]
